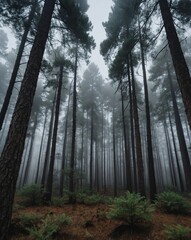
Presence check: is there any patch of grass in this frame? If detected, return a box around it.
[163,224,191,240]
[156,191,191,214]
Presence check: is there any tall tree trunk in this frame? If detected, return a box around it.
[80,110,85,188]
[35,108,48,184]
[89,106,94,193]
[45,64,63,202]
[95,140,99,192]
[59,86,71,196]
[167,62,191,191]
[41,93,56,188]
[0,107,10,146]
[168,112,184,191]
[23,112,38,185]
[103,128,106,193]
[112,106,117,197]
[121,88,132,191]
[101,105,104,191]
[69,44,78,204]
[159,0,191,130]
[0,0,38,130]
[152,127,164,191]
[138,18,156,200]
[129,53,145,196]
[0,1,56,237]
[127,59,137,193]
[17,135,31,189]
[164,120,177,187]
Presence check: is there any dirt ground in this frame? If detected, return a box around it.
[9,202,191,240]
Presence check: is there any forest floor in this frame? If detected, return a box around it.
[9,198,191,240]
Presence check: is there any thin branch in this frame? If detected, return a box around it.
[153,43,168,59]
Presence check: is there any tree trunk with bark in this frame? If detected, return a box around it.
[112,106,117,197]
[0,1,56,238]
[168,111,184,191]
[23,112,38,185]
[127,59,137,193]
[89,106,94,193]
[0,0,38,130]
[159,0,191,130]
[167,62,191,191]
[35,108,48,184]
[138,19,156,201]
[129,52,145,196]
[41,93,56,188]
[69,44,78,204]
[59,86,71,196]
[44,64,64,203]
[121,88,132,192]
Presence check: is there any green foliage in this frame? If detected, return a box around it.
[76,192,87,203]
[62,188,113,205]
[11,213,42,235]
[84,229,94,239]
[108,192,154,227]
[102,196,114,205]
[84,194,102,205]
[12,203,25,212]
[28,214,71,240]
[163,224,191,240]
[18,213,42,229]
[51,197,65,207]
[18,184,43,206]
[156,192,191,214]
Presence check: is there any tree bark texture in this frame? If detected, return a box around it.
[167,62,191,191]
[138,19,156,200]
[0,0,38,130]
[45,64,63,202]
[69,44,78,204]
[159,0,191,130]
[0,0,56,238]
[129,52,145,196]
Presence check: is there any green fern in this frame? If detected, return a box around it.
[156,192,191,214]
[28,213,71,240]
[108,192,154,227]
[164,224,191,240]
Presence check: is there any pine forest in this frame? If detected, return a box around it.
[0,0,191,239]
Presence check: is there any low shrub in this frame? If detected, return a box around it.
[108,192,154,227]
[18,213,42,228]
[76,192,87,203]
[163,224,191,240]
[51,197,65,207]
[10,213,42,235]
[17,184,43,206]
[84,194,103,205]
[101,195,114,205]
[28,213,71,240]
[75,191,113,205]
[156,191,191,214]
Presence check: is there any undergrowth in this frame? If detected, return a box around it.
[156,191,191,214]
[108,192,154,227]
